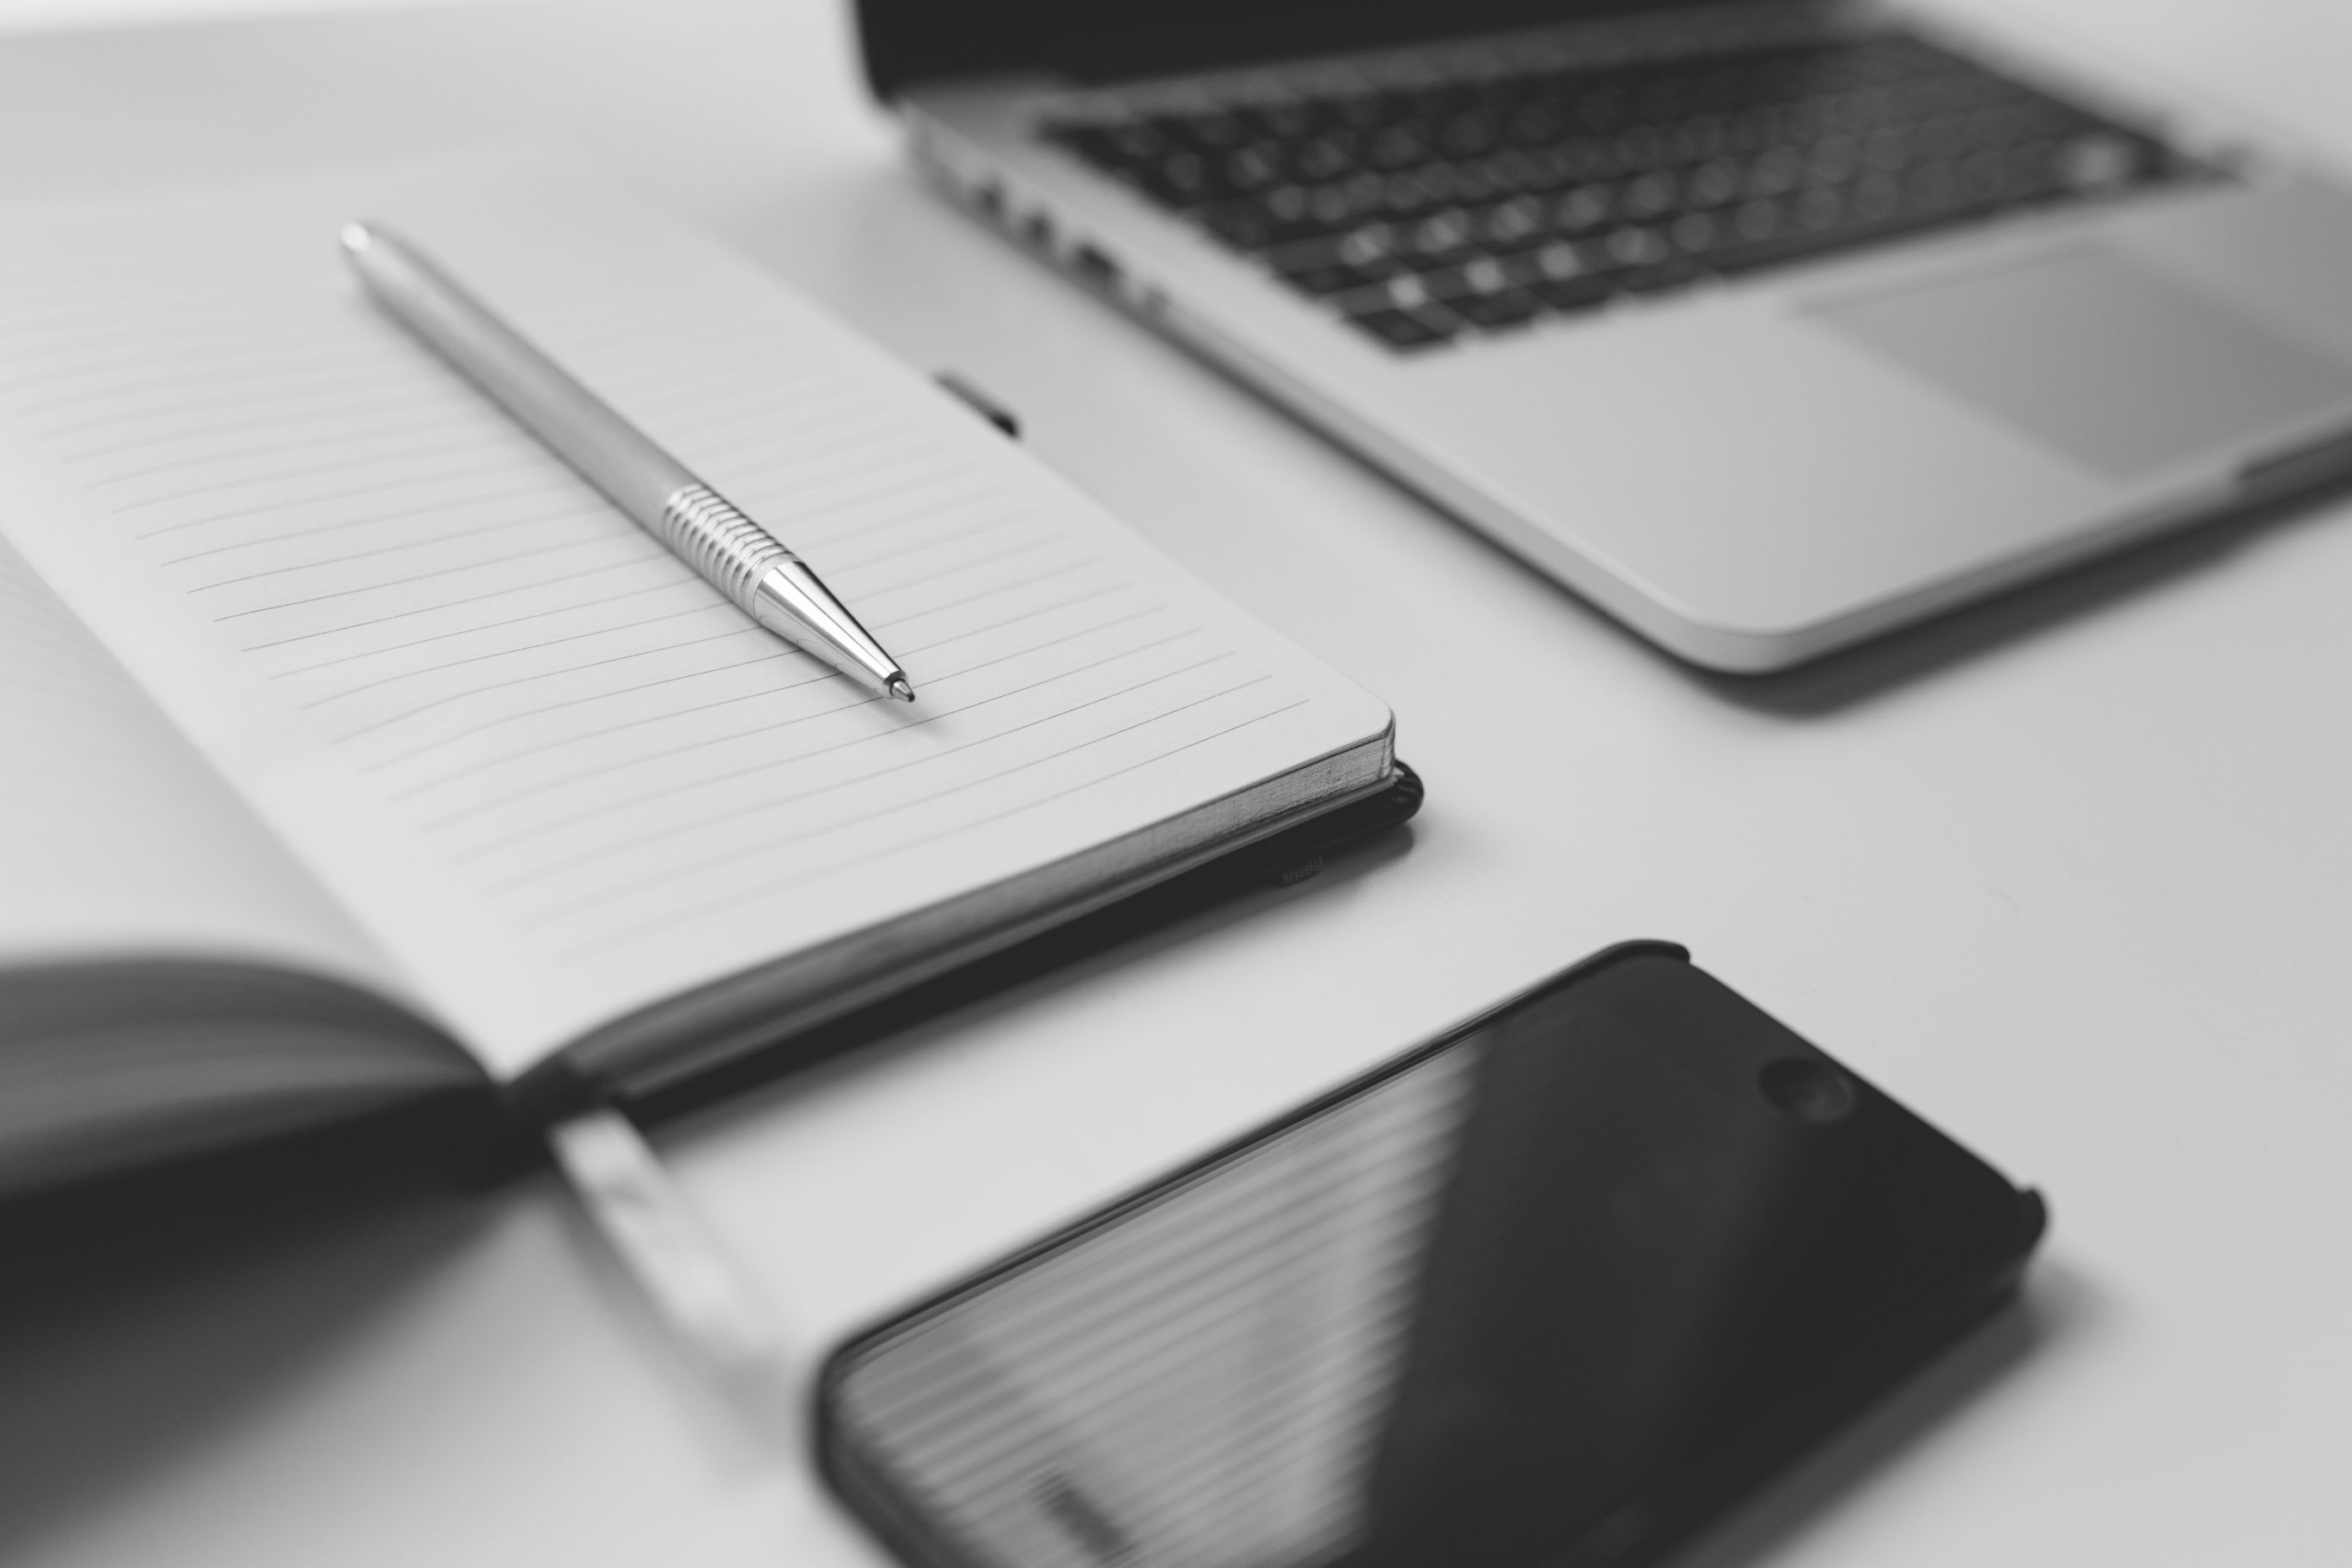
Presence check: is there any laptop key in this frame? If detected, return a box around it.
[1616,257,1710,296]
[1042,28,2207,351]
[1449,289,1543,331]
[1348,308,1458,350]
[1530,273,1623,315]
[1280,259,1400,299]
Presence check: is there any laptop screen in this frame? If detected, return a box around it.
[856,0,1701,98]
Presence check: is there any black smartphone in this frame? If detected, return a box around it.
[817,942,2045,1568]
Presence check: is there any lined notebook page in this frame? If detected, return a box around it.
[0,156,1390,1078]
[0,532,395,990]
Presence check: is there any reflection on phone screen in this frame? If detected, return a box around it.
[824,958,2031,1568]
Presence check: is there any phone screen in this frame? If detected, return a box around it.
[821,950,2037,1568]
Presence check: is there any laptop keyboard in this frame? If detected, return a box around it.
[1044,31,2203,351]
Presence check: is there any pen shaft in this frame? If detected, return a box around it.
[345,229,693,525]
[340,223,913,702]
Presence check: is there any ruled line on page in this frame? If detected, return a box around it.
[293,598,728,709]
[348,565,1131,798]
[328,620,773,744]
[357,638,804,773]
[429,670,888,839]
[186,507,607,593]
[834,530,1066,602]
[809,505,1024,574]
[369,565,1164,870]
[473,631,1221,887]
[373,579,1139,802]
[856,552,1108,632]
[789,484,1023,555]
[652,375,895,442]
[291,525,1079,743]
[134,455,566,540]
[64,394,480,475]
[0,270,297,316]
[447,613,1195,861]
[15,353,407,424]
[721,445,991,523]
[215,534,648,622]
[239,552,667,652]
[0,342,440,434]
[163,480,587,565]
[396,658,855,808]
[80,415,492,493]
[0,297,315,352]
[423,608,1154,831]
[515,659,1262,925]
[104,425,539,511]
[271,503,1024,698]
[271,576,705,677]
[0,310,353,376]
[551,690,1309,957]
[891,580,1141,660]
[53,384,459,463]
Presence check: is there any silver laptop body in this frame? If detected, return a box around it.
[885,1,2352,669]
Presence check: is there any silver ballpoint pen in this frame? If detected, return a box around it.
[340,222,914,703]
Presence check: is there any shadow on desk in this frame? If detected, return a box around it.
[1689,480,2352,718]
[0,1100,490,1561]
[636,815,1420,1135]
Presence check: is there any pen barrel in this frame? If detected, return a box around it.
[345,226,693,520]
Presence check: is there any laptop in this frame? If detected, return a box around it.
[853,1,2352,671]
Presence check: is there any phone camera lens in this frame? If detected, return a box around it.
[1758,1057,1859,1125]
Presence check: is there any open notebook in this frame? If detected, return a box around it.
[0,154,1396,1197]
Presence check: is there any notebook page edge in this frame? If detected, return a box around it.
[0,526,412,997]
[0,534,478,1189]
[565,724,1397,1095]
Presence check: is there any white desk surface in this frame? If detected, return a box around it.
[3,2,2349,1563]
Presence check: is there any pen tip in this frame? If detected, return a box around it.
[339,222,373,254]
[887,676,915,704]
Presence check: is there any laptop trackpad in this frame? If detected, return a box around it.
[1806,247,2352,481]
